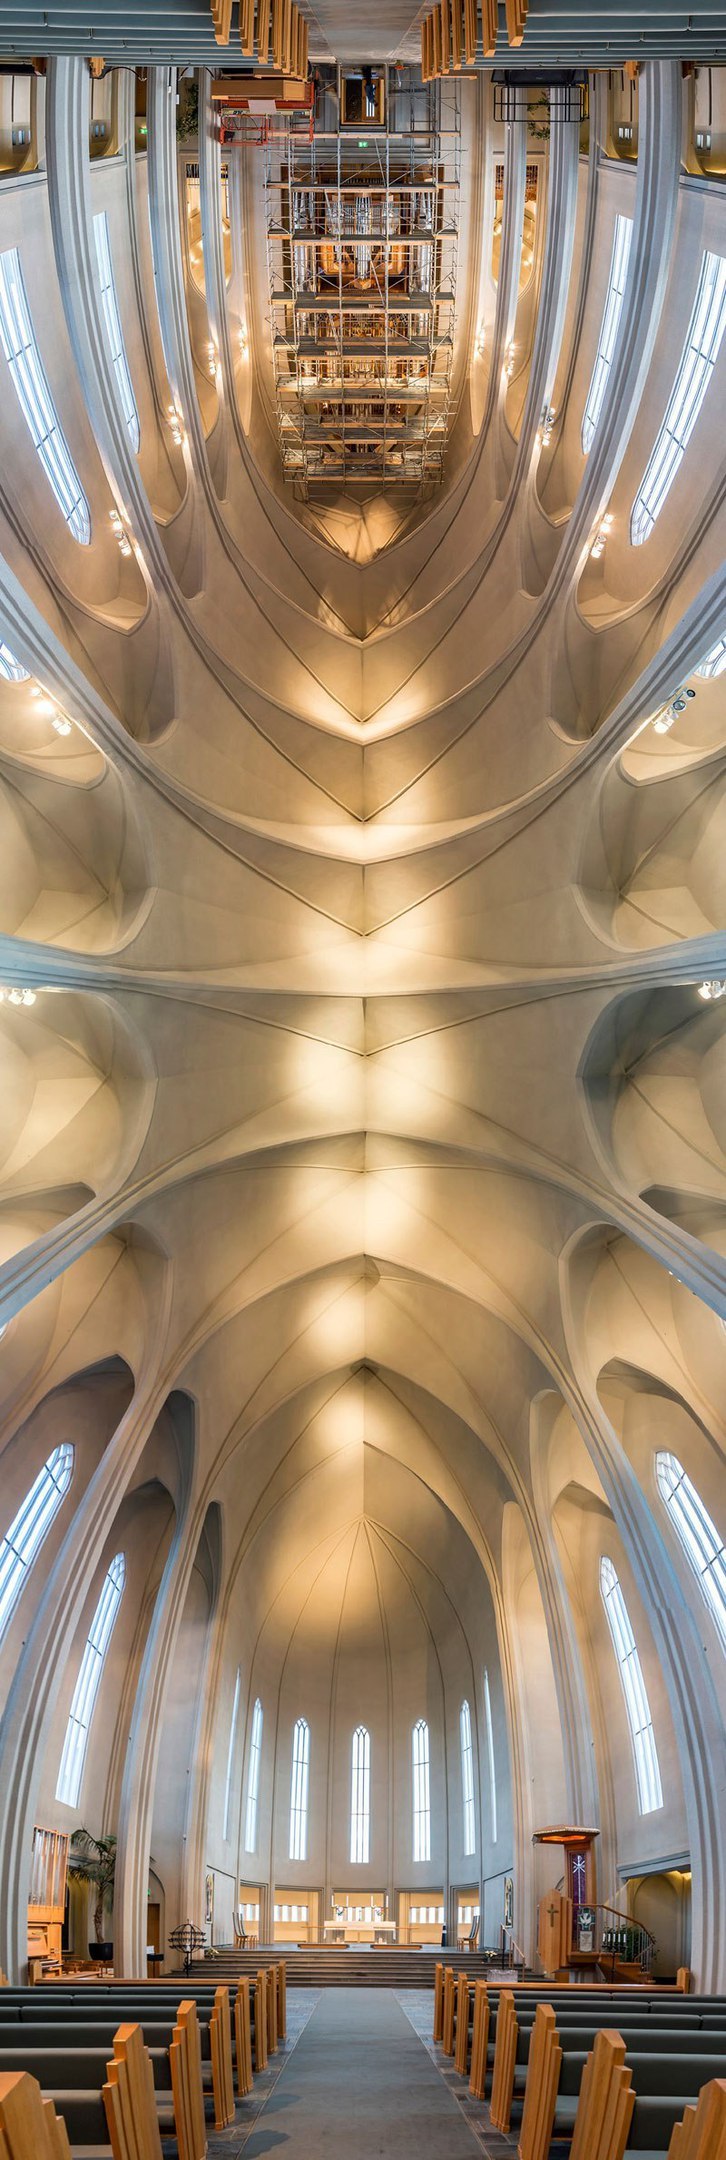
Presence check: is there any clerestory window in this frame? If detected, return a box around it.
[600,1556,663,1813]
[244,1696,263,1852]
[93,212,140,452]
[582,213,632,453]
[631,251,726,545]
[56,1552,125,1808]
[289,1716,310,1862]
[0,1444,74,1642]
[656,1453,726,1652]
[0,248,91,544]
[412,1718,431,1864]
[460,1698,475,1856]
[350,1725,370,1864]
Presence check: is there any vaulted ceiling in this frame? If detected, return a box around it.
[0,35,723,1986]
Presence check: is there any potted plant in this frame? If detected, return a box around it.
[68,1830,117,1962]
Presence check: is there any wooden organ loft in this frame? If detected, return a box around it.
[264,70,461,492]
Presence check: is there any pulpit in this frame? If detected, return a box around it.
[537,1887,572,1974]
[533,1825,599,1976]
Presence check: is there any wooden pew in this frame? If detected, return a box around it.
[667,2077,726,2158]
[433,1962,444,2045]
[468,1981,490,2101]
[277,1961,287,2043]
[234,1979,254,2098]
[569,2030,635,2160]
[0,2072,72,2160]
[103,2022,164,2160]
[209,1986,235,2130]
[454,1972,470,2076]
[442,1967,456,2056]
[490,1989,518,2129]
[266,1966,278,2055]
[254,1972,268,2071]
[518,2003,563,2160]
[169,2000,207,2160]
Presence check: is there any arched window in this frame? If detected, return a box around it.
[581,213,632,453]
[0,248,91,544]
[93,212,140,452]
[350,1725,370,1864]
[656,1453,726,1651]
[222,1666,241,1843]
[631,250,726,545]
[483,1670,498,1844]
[0,639,28,682]
[460,1699,475,1856]
[289,1716,310,1861]
[599,1557,663,1814]
[0,1443,74,1642]
[697,634,726,679]
[56,1552,125,1808]
[412,1718,431,1863]
[244,1697,263,1852]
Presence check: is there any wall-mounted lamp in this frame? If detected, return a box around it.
[590,513,613,561]
[109,508,132,558]
[652,686,696,734]
[539,403,556,447]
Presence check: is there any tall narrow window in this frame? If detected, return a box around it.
[289,1716,310,1861]
[350,1725,370,1864]
[460,1699,475,1856]
[0,249,91,544]
[412,1717,431,1863]
[600,1557,663,1814]
[244,1697,263,1853]
[697,634,726,679]
[631,251,726,545]
[581,213,632,452]
[656,1453,726,1651]
[222,1667,241,1843]
[483,1670,498,1844]
[0,639,28,682]
[56,1552,125,1808]
[93,212,141,452]
[0,1444,74,1642]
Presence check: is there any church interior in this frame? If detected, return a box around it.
[0,2,723,2155]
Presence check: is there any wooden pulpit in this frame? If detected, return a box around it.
[537,1887,573,1974]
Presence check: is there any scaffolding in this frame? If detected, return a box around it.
[263,71,461,494]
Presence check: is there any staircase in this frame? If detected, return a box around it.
[184,1945,500,1988]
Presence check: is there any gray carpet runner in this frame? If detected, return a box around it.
[237,1987,484,2158]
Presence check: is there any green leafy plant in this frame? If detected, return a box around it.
[176,79,199,145]
[527,92,550,142]
[68,1830,117,1945]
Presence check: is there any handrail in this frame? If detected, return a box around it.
[499,1922,527,1971]
[590,1902,656,1978]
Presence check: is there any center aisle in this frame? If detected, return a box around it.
[239,1987,484,2158]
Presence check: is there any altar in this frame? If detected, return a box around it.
[323,1917,397,1944]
